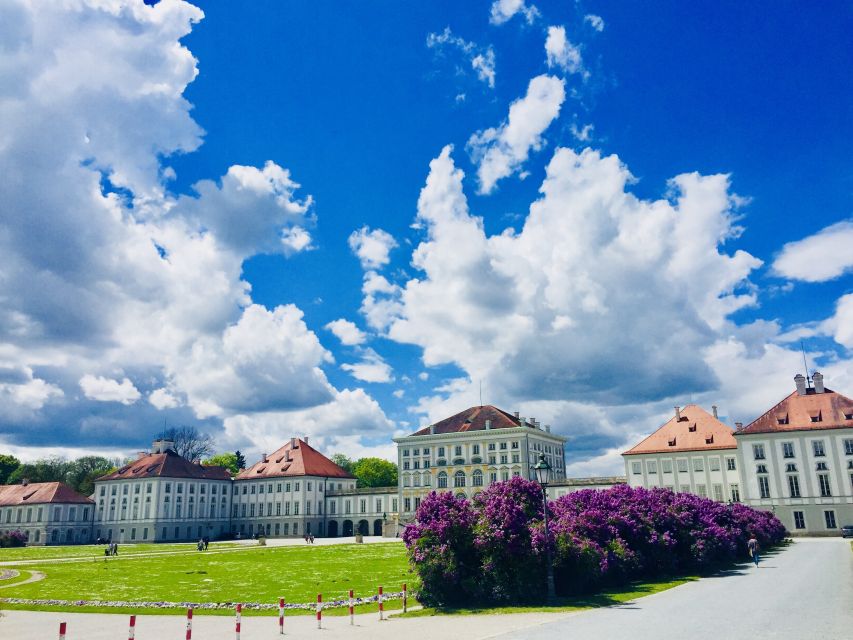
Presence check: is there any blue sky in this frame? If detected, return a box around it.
[1,0,852,473]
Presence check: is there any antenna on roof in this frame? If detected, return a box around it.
[800,340,812,388]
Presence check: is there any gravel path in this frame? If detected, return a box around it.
[498,538,853,640]
[0,571,44,590]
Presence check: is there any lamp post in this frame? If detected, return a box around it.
[532,452,556,603]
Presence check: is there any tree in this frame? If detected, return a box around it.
[0,455,21,484]
[352,457,398,488]
[331,453,354,475]
[158,426,215,461]
[7,456,69,485]
[65,456,115,495]
[203,452,240,475]
[234,450,247,470]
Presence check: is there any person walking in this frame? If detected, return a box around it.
[747,534,759,567]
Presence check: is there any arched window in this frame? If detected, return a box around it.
[454,471,466,488]
[438,471,448,488]
[423,472,431,487]
[472,470,483,487]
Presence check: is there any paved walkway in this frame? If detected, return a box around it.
[499,537,853,640]
[1,538,849,640]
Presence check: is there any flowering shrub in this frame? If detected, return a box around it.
[0,530,27,548]
[405,482,785,606]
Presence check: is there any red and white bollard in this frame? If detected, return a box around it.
[348,589,354,626]
[58,622,67,640]
[378,586,384,621]
[128,614,136,640]
[186,607,193,640]
[316,594,322,629]
[278,597,285,635]
[235,603,242,640]
[403,583,408,613]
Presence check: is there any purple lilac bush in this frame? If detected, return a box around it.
[0,530,27,548]
[405,480,785,606]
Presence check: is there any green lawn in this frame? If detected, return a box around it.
[0,542,239,562]
[0,542,413,615]
[394,576,697,617]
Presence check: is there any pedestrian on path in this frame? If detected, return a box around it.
[748,534,759,567]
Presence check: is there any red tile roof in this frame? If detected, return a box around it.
[0,482,93,507]
[236,438,354,480]
[624,405,737,455]
[737,388,853,435]
[409,405,537,436]
[96,449,231,482]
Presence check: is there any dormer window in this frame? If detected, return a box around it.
[705,435,714,444]
[688,424,697,433]
[809,410,822,423]
[844,413,853,420]
[668,437,677,446]
[776,413,789,425]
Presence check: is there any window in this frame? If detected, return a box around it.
[438,447,445,457]
[756,464,768,474]
[422,448,430,455]
[403,462,410,470]
[647,461,657,474]
[487,444,495,451]
[472,444,480,455]
[785,463,797,472]
[844,439,853,455]
[813,441,826,457]
[818,473,832,497]
[307,482,312,491]
[438,471,448,488]
[793,511,805,530]
[490,472,497,483]
[692,458,704,472]
[512,454,520,464]
[680,484,691,493]
[662,460,673,474]
[413,449,419,456]
[472,470,483,486]
[392,498,398,512]
[454,446,462,456]
[376,499,382,512]
[293,502,299,515]
[782,442,795,458]
[631,462,642,475]
[788,475,801,498]
[753,444,765,460]
[726,458,737,471]
[454,471,466,488]
[402,449,410,457]
[758,476,771,499]
[713,484,723,501]
[730,484,740,502]
[816,462,828,471]
[295,482,300,491]
[500,442,507,450]
[677,459,688,473]
[824,510,837,529]
[404,498,411,512]
[696,484,707,497]
[488,455,496,465]
[709,458,721,472]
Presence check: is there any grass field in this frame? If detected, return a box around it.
[0,542,413,615]
[0,542,239,562]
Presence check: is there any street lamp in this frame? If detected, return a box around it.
[532,452,556,603]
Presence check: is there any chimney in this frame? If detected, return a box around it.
[284,450,290,462]
[674,406,682,421]
[262,453,268,463]
[21,478,29,487]
[813,371,825,394]
[429,424,435,435]
[735,421,743,430]
[514,411,519,419]
[152,439,174,454]
[711,405,718,419]
[485,419,492,430]
[137,451,147,460]
[304,437,309,445]
[794,373,807,396]
[520,416,526,427]
[545,424,551,433]
[290,437,296,449]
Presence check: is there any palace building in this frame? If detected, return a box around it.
[0,481,93,545]
[624,373,853,535]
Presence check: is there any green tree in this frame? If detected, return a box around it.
[203,452,240,475]
[65,456,115,495]
[7,456,69,485]
[352,457,398,488]
[331,453,354,475]
[0,454,21,484]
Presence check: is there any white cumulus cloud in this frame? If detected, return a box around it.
[585,15,605,32]
[348,226,398,270]
[467,74,565,193]
[489,0,539,25]
[545,26,585,75]
[427,27,496,89]
[772,220,853,282]
[79,375,141,405]
[325,319,367,346]
[341,349,394,384]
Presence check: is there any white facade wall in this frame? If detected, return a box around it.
[625,449,742,503]
[736,428,853,535]
[0,501,92,545]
